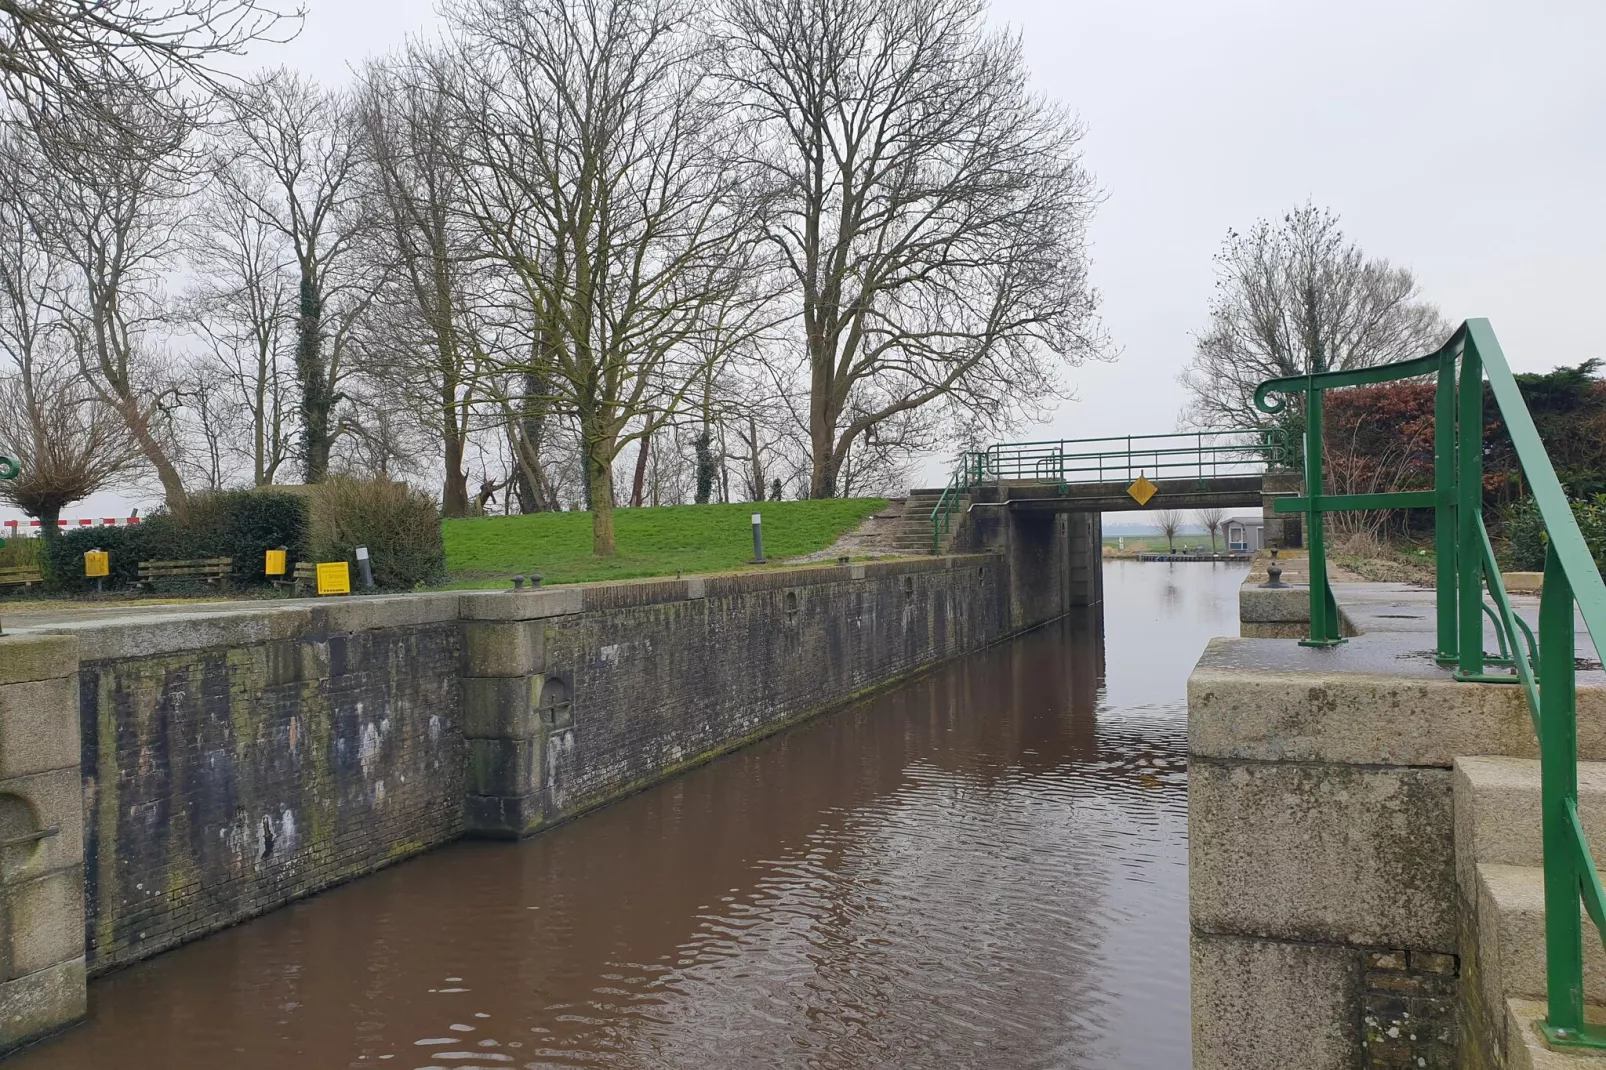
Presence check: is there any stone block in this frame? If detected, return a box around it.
[458,587,584,622]
[0,769,84,881]
[323,593,462,634]
[461,675,540,739]
[1239,585,1311,623]
[70,605,312,660]
[0,635,76,687]
[463,792,547,839]
[0,956,85,1055]
[0,678,80,778]
[1190,758,1454,951]
[466,737,542,797]
[1188,666,1546,767]
[1501,572,1544,595]
[1191,932,1362,1070]
[461,621,545,678]
[5,866,84,978]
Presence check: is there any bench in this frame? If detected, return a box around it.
[0,565,43,590]
[269,561,317,594]
[136,557,232,590]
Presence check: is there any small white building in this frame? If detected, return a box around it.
[1225,516,1264,552]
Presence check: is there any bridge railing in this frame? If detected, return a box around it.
[928,429,1287,554]
[1254,318,1606,1051]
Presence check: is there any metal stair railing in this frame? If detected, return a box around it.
[1254,318,1606,1050]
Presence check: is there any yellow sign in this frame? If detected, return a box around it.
[315,561,351,596]
[1127,475,1159,507]
[264,549,287,576]
[83,550,109,578]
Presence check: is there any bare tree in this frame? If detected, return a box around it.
[717,0,1105,498]
[0,131,139,533]
[0,0,301,146]
[449,0,762,556]
[1196,506,1224,552]
[1154,508,1182,553]
[186,154,295,485]
[1180,203,1449,430]
[216,68,378,484]
[27,97,196,517]
[354,50,491,517]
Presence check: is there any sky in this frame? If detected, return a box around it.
[10,0,1604,527]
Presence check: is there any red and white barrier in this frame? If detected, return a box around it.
[3,515,141,537]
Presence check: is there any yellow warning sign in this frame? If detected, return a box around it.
[83,550,109,578]
[1128,475,1159,506]
[264,549,287,576]
[316,561,351,596]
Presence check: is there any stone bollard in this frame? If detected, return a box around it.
[0,633,85,1053]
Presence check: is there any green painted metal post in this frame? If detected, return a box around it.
[1435,350,1459,662]
[1458,343,1486,677]
[1301,378,1343,645]
[1539,545,1588,1040]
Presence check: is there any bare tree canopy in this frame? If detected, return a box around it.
[1180,203,1449,430]
[1195,506,1224,551]
[717,0,1106,498]
[449,0,763,555]
[1154,507,1182,552]
[0,0,300,140]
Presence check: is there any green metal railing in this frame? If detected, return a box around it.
[1255,318,1606,1049]
[929,430,1286,554]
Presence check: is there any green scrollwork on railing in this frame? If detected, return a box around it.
[0,455,17,481]
[1256,318,1606,1049]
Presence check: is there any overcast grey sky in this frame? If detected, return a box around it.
[20,0,1606,522]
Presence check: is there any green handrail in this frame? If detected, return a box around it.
[1255,319,1606,1049]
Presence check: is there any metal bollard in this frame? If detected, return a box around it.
[355,545,375,589]
[751,512,765,564]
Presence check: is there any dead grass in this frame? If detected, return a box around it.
[1329,532,1436,586]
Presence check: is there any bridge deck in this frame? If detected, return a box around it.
[976,475,1268,512]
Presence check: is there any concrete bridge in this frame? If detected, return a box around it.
[923,430,1300,609]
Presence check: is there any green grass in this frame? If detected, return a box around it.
[442,498,887,588]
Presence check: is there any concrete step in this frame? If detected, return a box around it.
[1506,998,1606,1069]
[1455,758,1606,890]
[1474,863,1606,1008]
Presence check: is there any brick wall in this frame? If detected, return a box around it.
[77,615,463,974]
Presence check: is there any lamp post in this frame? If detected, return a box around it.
[0,455,19,635]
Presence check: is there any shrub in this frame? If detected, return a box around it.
[39,513,200,592]
[307,477,445,590]
[186,490,309,584]
[1501,496,1606,573]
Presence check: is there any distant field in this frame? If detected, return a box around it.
[1103,533,1226,553]
[443,499,887,587]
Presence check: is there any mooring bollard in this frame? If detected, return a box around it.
[355,545,375,589]
[751,512,765,564]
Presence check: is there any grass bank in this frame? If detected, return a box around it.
[443,499,887,588]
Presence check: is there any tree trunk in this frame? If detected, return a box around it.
[296,273,333,483]
[583,419,617,557]
[748,416,763,502]
[442,430,469,518]
[809,409,838,498]
[630,430,650,508]
[36,500,60,541]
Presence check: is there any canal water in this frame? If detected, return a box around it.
[19,560,1245,1070]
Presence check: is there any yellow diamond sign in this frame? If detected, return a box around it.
[1127,475,1158,506]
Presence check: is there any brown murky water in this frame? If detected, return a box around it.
[19,560,1244,1070]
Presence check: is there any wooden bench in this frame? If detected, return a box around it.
[136,557,232,590]
[269,561,317,594]
[0,565,43,590]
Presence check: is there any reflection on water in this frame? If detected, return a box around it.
[19,560,1244,1070]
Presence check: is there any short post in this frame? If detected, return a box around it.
[751,512,765,564]
[355,545,375,589]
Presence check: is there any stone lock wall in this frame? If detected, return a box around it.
[76,601,466,975]
[459,555,1018,836]
[0,543,1070,1053]
[0,634,85,1055]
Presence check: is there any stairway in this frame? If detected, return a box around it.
[886,488,970,555]
[1456,756,1606,1068]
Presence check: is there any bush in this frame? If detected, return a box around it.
[39,513,200,592]
[1501,496,1606,573]
[186,490,309,584]
[308,477,445,590]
